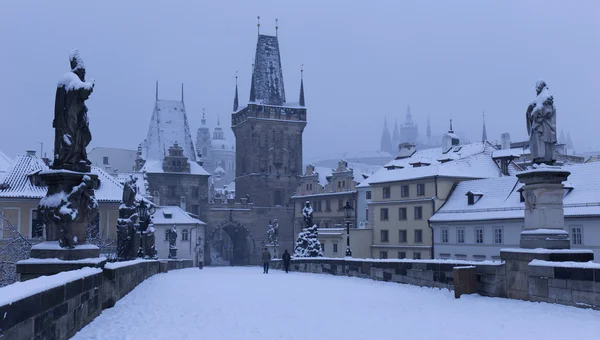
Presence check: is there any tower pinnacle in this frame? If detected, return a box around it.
[482,111,488,142]
[299,65,305,107]
[275,18,279,37]
[233,72,239,111]
[201,108,206,126]
[257,16,260,35]
[155,80,159,101]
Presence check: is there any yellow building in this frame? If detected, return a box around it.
[0,151,123,242]
[361,140,520,260]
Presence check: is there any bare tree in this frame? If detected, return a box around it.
[0,213,37,286]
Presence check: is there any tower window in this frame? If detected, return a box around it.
[103,157,109,165]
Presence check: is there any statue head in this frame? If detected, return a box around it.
[69,49,86,81]
[535,80,547,95]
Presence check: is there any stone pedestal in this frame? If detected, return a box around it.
[516,166,571,249]
[266,243,279,259]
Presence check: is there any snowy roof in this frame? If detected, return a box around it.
[143,99,196,163]
[492,149,523,159]
[0,154,124,202]
[359,142,517,188]
[151,206,205,225]
[141,159,209,176]
[430,161,600,222]
[309,150,393,165]
[312,162,380,188]
[0,150,11,173]
[249,34,286,106]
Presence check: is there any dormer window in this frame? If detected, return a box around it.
[465,191,483,205]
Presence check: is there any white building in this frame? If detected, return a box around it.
[152,206,205,266]
[430,162,600,261]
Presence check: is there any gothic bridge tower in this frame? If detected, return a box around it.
[232,31,307,207]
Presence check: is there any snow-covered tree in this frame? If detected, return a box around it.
[294,202,322,257]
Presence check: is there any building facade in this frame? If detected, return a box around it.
[430,162,600,261]
[152,206,205,265]
[362,135,521,260]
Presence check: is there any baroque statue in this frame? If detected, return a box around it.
[302,201,314,228]
[53,49,95,172]
[526,80,557,165]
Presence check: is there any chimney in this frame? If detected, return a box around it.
[501,133,511,150]
[180,195,187,212]
[26,150,36,156]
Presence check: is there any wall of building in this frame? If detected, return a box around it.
[146,172,209,219]
[154,223,204,265]
[433,218,600,261]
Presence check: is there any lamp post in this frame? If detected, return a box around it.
[343,200,354,257]
[137,200,148,258]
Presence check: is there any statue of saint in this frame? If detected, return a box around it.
[53,50,94,172]
[122,176,138,208]
[526,80,557,165]
[302,201,314,229]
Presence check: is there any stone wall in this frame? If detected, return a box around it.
[0,269,103,340]
[272,258,506,297]
[102,260,160,309]
[0,260,192,340]
[167,259,194,271]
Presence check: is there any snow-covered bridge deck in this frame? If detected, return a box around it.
[73,267,600,340]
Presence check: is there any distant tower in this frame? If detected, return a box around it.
[196,108,213,169]
[232,31,306,207]
[380,117,393,155]
[392,119,400,150]
[426,115,431,142]
[400,105,418,143]
[559,130,566,145]
[566,132,574,150]
[482,112,488,142]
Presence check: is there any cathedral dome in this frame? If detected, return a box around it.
[212,139,235,151]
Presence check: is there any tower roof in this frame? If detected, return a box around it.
[143,98,196,163]
[249,34,286,106]
[482,113,488,142]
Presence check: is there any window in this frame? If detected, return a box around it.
[413,252,422,260]
[441,228,449,243]
[380,208,389,221]
[415,229,423,243]
[475,228,484,244]
[333,243,338,253]
[306,183,312,191]
[417,183,425,196]
[164,229,169,241]
[366,191,372,200]
[414,206,423,220]
[191,187,199,198]
[399,230,407,243]
[338,199,344,210]
[321,243,325,253]
[182,229,189,241]
[103,156,109,165]
[325,200,331,212]
[457,228,465,244]
[191,205,199,216]
[31,210,43,238]
[383,187,391,199]
[401,185,409,197]
[399,207,407,220]
[398,251,406,259]
[380,251,388,259]
[381,230,389,242]
[274,190,282,206]
[168,186,176,197]
[571,227,582,245]
[317,201,323,212]
[494,227,503,244]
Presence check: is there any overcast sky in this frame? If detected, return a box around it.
[1,1,599,160]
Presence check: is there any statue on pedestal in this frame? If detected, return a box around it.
[526,80,557,165]
[52,49,95,173]
[117,176,140,260]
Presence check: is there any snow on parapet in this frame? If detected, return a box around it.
[144,99,197,163]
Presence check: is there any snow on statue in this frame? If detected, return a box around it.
[526,80,557,165]
[294,201,322,257]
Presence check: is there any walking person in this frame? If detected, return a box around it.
[282,249,291,273]
[262,247,272,274]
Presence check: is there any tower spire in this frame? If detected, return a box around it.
[449,119,454,133]
[275,18,279,37]
[406,105,413,123]
[233,71,239,111]
[257,16,261,35]
[299,65,305,107]
[201,108,206,126]
[155,80,159,101]
[181,83,184,103]
[482,111,488,142]
[426,115,431,141]
[249,61,256,102]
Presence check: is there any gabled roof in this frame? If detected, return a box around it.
[249,34,286,106]
[143,99,196,163]
[430,161,600,223]
[151,206,205,225]
[360,142,518,187]
[0,154,124,202]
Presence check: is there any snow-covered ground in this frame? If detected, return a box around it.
[73,267,600,340]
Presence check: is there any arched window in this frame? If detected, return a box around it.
[182,229,189,241]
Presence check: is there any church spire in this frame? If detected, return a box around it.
[380,117,393,155]
[155,81,159,101]
[299,65,305,107]
[406,105,413,124]
[181,83,184,104]
[233,72,239,111]
[426,115,431,141]
[449,119,454,133]
[201,108,206,126]
[249,61,256,103]
[482,112,488,142]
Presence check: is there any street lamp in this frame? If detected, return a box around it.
[343,200,354,257]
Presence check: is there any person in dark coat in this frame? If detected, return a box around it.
[282,250,291,273]
[262,248,272,274]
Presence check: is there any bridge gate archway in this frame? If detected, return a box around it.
[207,220,257,266]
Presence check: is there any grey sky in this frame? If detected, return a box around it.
[1,1,599,160]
